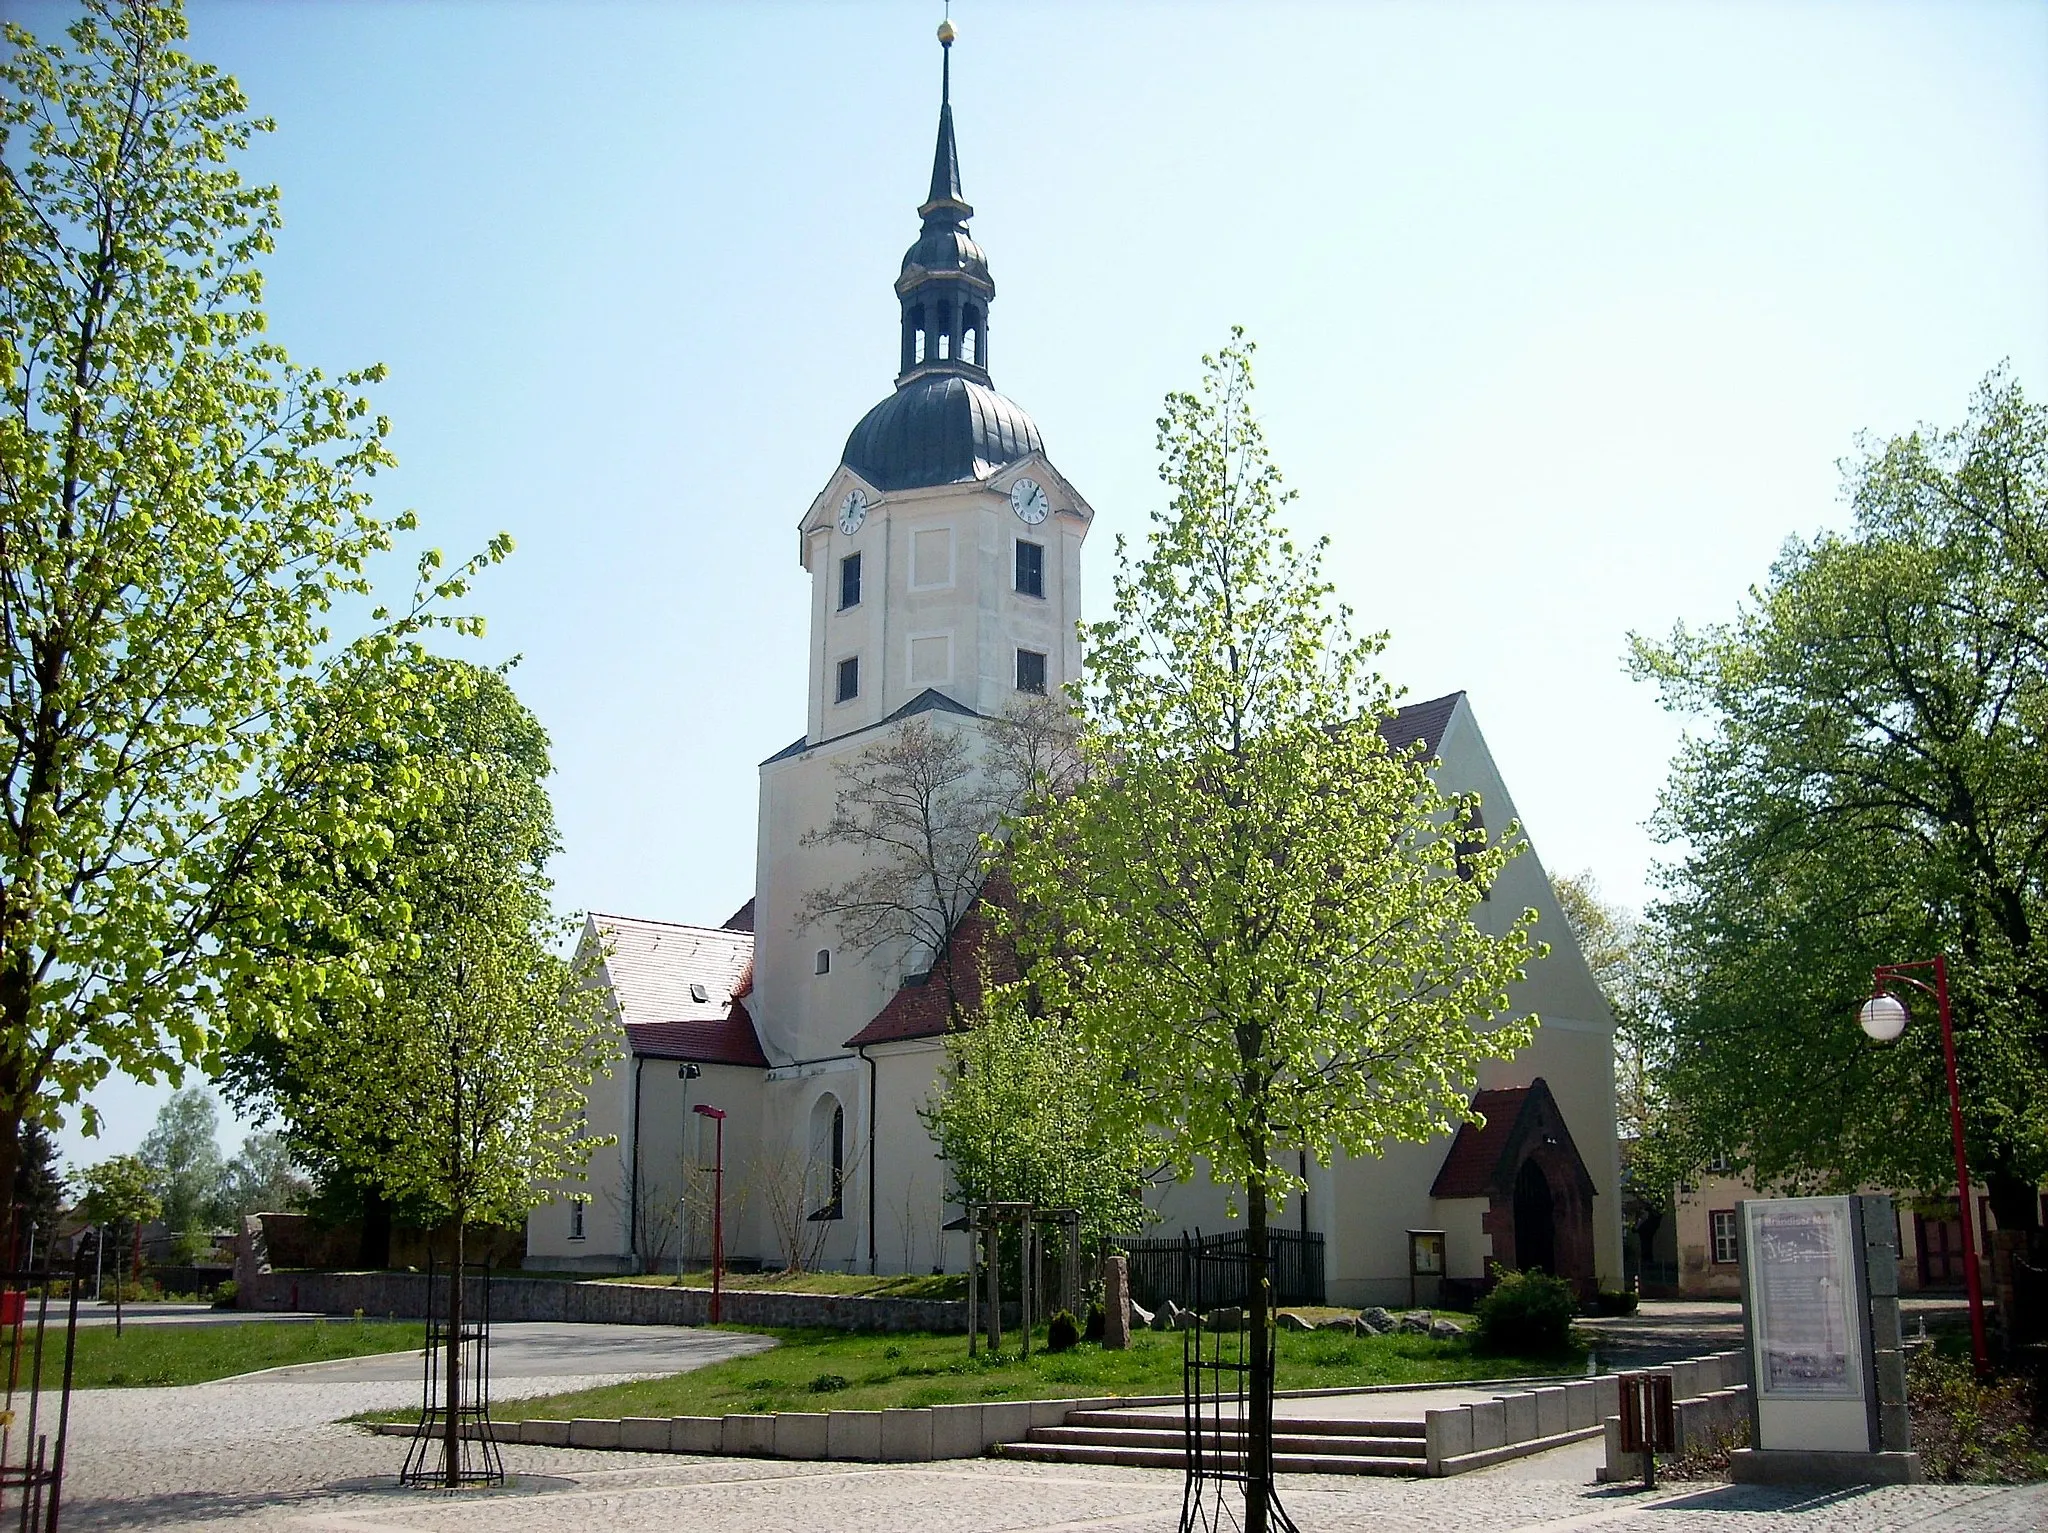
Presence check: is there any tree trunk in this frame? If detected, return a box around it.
[0,1107,22,1267]
[445,1216,464,1488]
[1246,1168,1271,1533]
[1985,1169,2040,1232]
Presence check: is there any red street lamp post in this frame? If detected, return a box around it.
[692,1104,726,1324]
[1859,954,1990,1376]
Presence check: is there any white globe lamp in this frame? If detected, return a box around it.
[1858,992,1908,1043]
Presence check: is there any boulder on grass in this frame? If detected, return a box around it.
[1316,1316,1359,1336]
[1396,1311,1432,1334]
[1357,1307,1394,1334]
[1276,1311,1312,1332]
[1429,1317,1465,1339]
[1201,1306,1244,1333]
[1128,1299,1155,1332]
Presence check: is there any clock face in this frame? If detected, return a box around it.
[1010,477,1049,525]
[837,488,868,535]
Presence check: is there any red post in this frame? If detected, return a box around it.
[694,1104,726,1325]
[1874,956,1991,1376]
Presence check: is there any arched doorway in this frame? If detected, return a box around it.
[1514,1157,1556,1275]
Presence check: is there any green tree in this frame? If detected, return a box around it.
[0,0,499,1233]
[75,1152,157,1332]
[136,1086,223,1259]
[220,655,615,1486]
[919,977,1155,1247]
[214,1130,307,1219]
[1550,873,1690,1267]
[1632,369,2047,1230]
[1007,335,1540,1530]
[11,1118,64,1258]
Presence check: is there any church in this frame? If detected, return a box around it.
[526,28,1624,1307]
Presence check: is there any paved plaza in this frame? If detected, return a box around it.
[47,1316,2042,1532]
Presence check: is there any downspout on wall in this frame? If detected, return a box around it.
[862,1046,879,1274]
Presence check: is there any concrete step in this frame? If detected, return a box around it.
[1027,1424,1426,1459]
[996,1439,1427,1476]
[1061,1409,1425,1441]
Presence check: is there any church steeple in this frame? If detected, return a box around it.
[896,20,993,384]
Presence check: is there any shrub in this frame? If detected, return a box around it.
[1083,1304,1105,1342]
[1907,1347,2048,1482]
[1473,1265,1576,1355]
[1047,1310,1081,1353]
[807,1373,851,1394]
[1588,1290,1638,1317]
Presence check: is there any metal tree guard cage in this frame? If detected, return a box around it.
[0,1259,83,1532]
[1178,1241,1298,1533]
[400,1255,504,1488]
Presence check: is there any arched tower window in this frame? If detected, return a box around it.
[807,1093,845,1221]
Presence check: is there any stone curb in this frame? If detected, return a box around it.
[372,1394,1135,1462]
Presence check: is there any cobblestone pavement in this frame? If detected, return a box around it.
[52,1375,2045,1533]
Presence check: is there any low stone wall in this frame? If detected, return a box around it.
[375,1397,1112,1462]
[1596,1350,1751,1482]
[1424,1374,1618,1475]
[239,1269,967,1334]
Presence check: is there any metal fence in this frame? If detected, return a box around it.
[1110,1229,1325,1310]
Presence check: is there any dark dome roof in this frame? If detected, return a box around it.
[901,227,988,284]
[842,373,1042,492]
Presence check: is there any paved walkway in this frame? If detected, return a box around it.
[47,1320,2042,1532]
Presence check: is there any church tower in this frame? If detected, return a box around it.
[751,23,1093,1083]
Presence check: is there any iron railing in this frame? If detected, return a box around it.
[1110,1228,1325,1310]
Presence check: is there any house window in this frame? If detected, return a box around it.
[1710,1209,1738,1265]
[835,656,859,703]
[1016,648,1047,695]
[815,948,830,975]
[1706,1149,1733,1173]
[839,552,861,609]
[569,1199,586,1241]
[1014,539,1044,598]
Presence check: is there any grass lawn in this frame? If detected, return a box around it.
[12,1319,425,1389]
[366,1323,1580,1424]
[593,1270,966,1301]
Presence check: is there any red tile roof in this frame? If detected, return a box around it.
[1430,1086,1533,1199]
[1379,691,1463,760]
[1429,1078,1594,1200]
[844,880,1018,1048]
[588,912,766,1068]
[625,1001,770,1068]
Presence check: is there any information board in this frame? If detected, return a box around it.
[1739,1195,1876,1453]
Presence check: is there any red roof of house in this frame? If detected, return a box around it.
[1430,1077,1595,1200]
[1430,1085,1535,1199]
[625,1000,770,1068]
[1380,691,1463,759]
[587,911,767,1068]
[844,881,1018,1048]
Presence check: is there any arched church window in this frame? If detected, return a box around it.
[938,331,950,360]
[915,327,927,364]
[962,326,977,364]
[808,1094,845,1221]
[815,948,830,975]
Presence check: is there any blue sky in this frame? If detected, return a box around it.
[25,0,2047,1165]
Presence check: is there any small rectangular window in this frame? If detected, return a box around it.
[1016,648,1047,695]
[1014,539,1044,598]
[1710,1209,1739,1265]
[839,552,862,609]
[835,656,859,703]
[569,1199,585,1241]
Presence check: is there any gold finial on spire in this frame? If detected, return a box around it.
[937,18,956,46]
